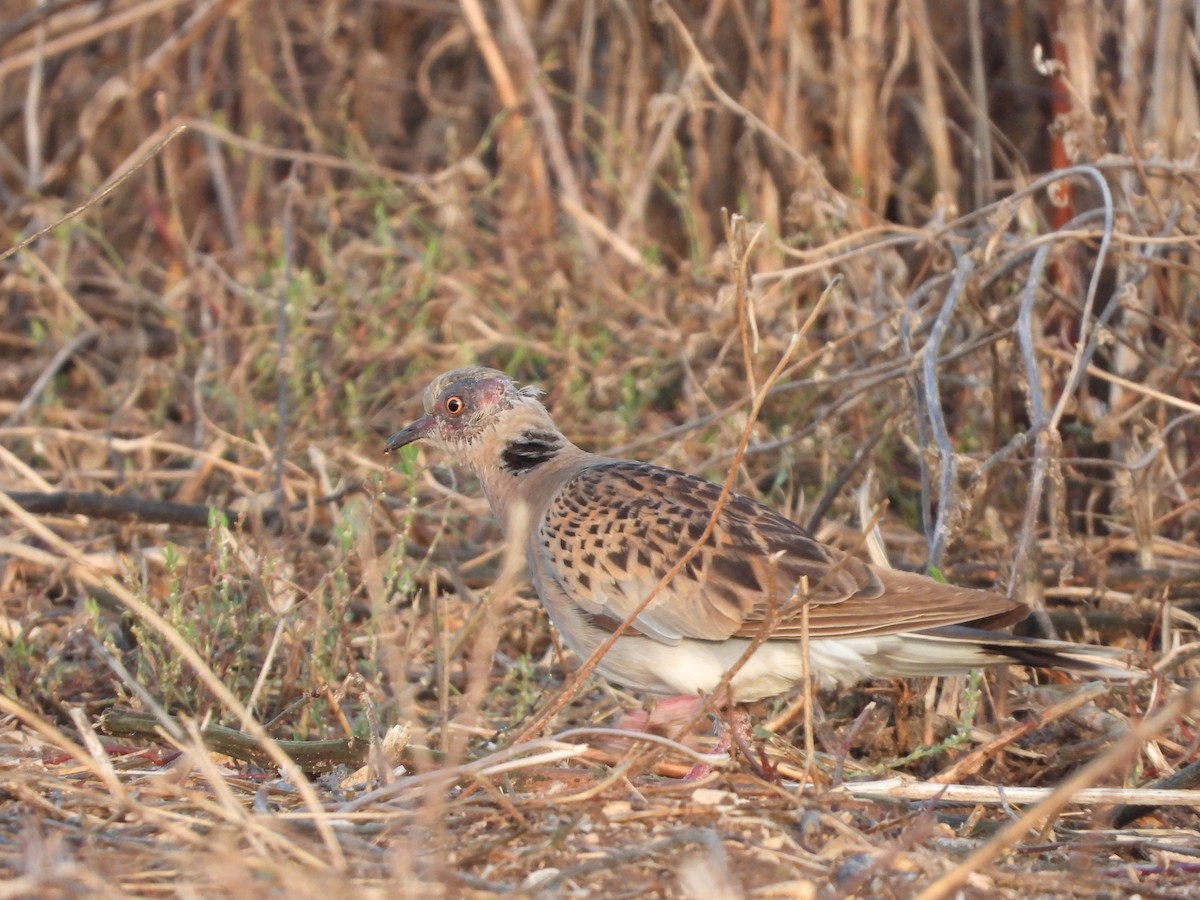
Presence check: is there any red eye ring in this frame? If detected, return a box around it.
[445,396,464,416]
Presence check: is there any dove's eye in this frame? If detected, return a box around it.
[445,396,464,416]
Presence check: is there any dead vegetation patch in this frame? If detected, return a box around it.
[1,1,1199,896]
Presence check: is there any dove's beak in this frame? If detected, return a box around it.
[384,414,435,454]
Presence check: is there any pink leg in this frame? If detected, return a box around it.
[612,698,769,780]
[682,704,745,780]
[609,696,724,779]
[727,706,776,779]
[614,695,708,735]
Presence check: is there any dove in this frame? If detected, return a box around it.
[385,367,1132,705]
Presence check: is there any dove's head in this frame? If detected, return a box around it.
[385,367,557,471]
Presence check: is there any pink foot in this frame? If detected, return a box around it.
[683,722,730,780]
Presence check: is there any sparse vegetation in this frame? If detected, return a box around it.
[2,1,1198,896]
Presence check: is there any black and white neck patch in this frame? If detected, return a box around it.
[501,429,564,474]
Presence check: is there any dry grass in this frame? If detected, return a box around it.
[2,1,1199,896]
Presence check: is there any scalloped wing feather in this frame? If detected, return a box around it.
[537,461,1024,644]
